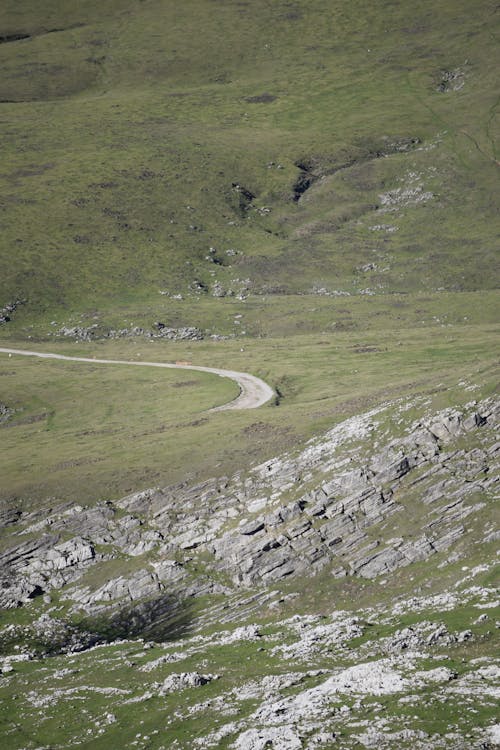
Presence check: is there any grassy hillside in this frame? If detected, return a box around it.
[0,0,498,319]
[0,0,498,497]
[0,5,499,749]
[0,318,498,506]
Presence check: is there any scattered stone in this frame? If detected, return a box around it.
[438,68,466,92]
[0,403,14,424]
[157,672,218,694]
[0,298,26,324]
[54,323,204,341]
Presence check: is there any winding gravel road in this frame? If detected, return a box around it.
[0,347,275,411]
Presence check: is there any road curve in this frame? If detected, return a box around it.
[0,347,275,411]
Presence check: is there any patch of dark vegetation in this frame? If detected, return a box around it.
[171,380,198,388]
[85,594,194,643]
[90,181,119,189]
[0,33,30,44]
[138,168,157,180]
[0,594,194,658]
[276,1,303,21]
[179,417,209,428]
[85,55,106,66]
[0,24,85,45]
[102,207,123,218]
[231,182,256,216]
[241,422,294,437]
[244,93,277,103]
[351,345,381,353]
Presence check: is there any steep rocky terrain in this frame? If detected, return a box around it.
[0,390,498,748]
[1,393,498,611]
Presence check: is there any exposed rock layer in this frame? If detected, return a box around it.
[1,396,497,613]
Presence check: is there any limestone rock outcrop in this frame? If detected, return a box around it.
[0,396,497,612]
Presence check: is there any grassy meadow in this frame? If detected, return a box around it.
[0,0,498,505]
[1,296,497,506]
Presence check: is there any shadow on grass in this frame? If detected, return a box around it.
[0,593,196,658]
[74,592,195,647]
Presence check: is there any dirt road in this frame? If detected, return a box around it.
[0,347,275,411]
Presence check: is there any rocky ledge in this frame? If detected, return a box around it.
[0,394,497,617]
[54,323,204,341]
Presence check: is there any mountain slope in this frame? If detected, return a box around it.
[0,390,498,748]
[0,2,498,748]
[0,0,498,325]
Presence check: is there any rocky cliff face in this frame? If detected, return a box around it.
[1,394,497,617]
[0,391,498,749]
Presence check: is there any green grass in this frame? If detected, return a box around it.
[1,310,497,505]
[0,3,498,747]
[0,350,241,504]
[0,0,497,503]
[0,562,497,750]
[0,0,498,320]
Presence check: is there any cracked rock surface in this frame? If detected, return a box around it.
[0,392,498,750]
[1,395,497,612]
